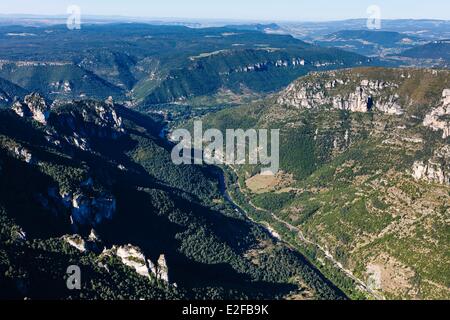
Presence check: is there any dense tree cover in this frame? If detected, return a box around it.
[0,100,346,300]
[253,192,295,212]
[0,64,124,102]
[142,46,372,105]
[0,211,181,300]
[0,77,27,108]
[221,168,350,299]
[0,23,378,106]
[400,41,450,62]
[202,67,450,299]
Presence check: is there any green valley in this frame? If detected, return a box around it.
[200,67,450,299]
[0,93,346,300]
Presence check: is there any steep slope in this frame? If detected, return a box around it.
[398,40,450,65]
[0,24,381,107]
[0,61,125,101]
[202,67,450,299]
[140,46,375,105]
[0,77,27,108]
[0,93,345,300]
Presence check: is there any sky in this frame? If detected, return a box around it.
[0,0,449,21]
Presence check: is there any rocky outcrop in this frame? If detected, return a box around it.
[44,129,62,147]
[277,75,404,115]
[10,95,125,152]
[12,93,50,125]
[97,97,124,132]
[12,228,27,242]
[46,178,116,229]
[63,230,103,253]
[148,254,170,283]
[423,89,450,139]
[7,100,122,230]
[3,142,35,164]
[51,99,125,151]
[64,234,88,252]
[13,146,34,164]
[102,245,170,283]
[233,57,306,74]
[12,101,30,118]
[64,134,90,151]
[88,228,100,242]
[412,145,450,185]
[0,94,11,106]
[115,245,151,278]
[50,80,72,93]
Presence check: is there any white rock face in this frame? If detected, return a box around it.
[412,161,448,185]
[374,95,403,115]
[149,254,170,283]
[102,245,170,282]
[55,100,125,151]
[423,89,450,139]
[278,78,403,115]
[15,146,34,163]
[63,231,103,253]
[412,162,427,180]
[71,194,91,225]
[12,93,50,125]
[26,93,50,125]
[89,229,100,242]
[233,57,305,74]
[64,134,90,151]
[12,101,28,118]
[13,228,27,241]
[64,235,87,252]
[443,89,450,105]
[412,146,450,185]
[115,245,151,278]
[0,94,9,104]
[4,144,35,164]
[59,191,72,208]
[95,104,123,132]
[50,80,72,93]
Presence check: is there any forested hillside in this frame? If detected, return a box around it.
[0,93,346,300]
[201,67,450,299]
[0,24,381,106]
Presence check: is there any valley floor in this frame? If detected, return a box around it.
[219,165,375,300]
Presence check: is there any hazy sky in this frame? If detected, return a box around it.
[0,0,449,21]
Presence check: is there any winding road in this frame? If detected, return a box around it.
[219,168,384,300]
[160,122,383,300]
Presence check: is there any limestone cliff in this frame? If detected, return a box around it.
[277,72,403,115]
[12,93,50,125]
[423,89,450,139]
[103,245,170,283]
[412,145,450,185]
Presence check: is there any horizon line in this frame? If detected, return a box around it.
[0,13,449,24]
